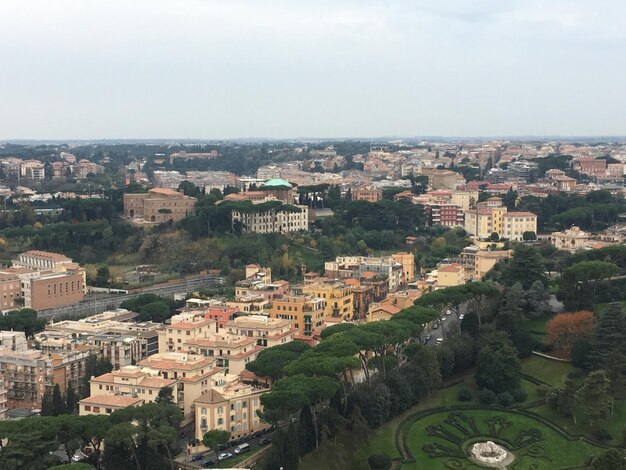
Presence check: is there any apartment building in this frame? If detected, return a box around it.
[158,313,216,353]
[324,256,404,291]
[0,273,22,310]
[268,294,326,337]
[0,347,90,410]
[391,252,415,284]
[2,250,87,310]
[138,352,218,418]
[35,309,161,368]
[0,331,28,351]
[572,157,607,176]
[352,187,382,202]
[123,188,197,223]
[184,334,262,376]
[194,381,268,442]
[436,263,466,288]
[464,198,537,241]
[79,366,177,416]
[20,160,45,180]
[300,281,354,320]
[459,246,511,281]
[548,226,594,253]
[231,205,309,234]
[74,160,104,178]
[223,315,294,348]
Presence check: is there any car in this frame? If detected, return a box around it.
[436,318,442,324]
[424,334,432,343]
[71,455,83,462]
[218,452,233,461]
[259,437,271,446]
[446,309,452,315]
[202,459,216,467]
[191,454,205,462]
[440,316,447,322]
[436,338,443,345]
[234,443,250,455]
[459,314,465,320]
[432,323,439,329]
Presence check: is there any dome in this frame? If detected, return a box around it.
[261,178,293,189]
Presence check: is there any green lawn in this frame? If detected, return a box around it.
[521,356,573,388]
[404,409,603,470]
[595,301,626,317]
[521,314,554,343]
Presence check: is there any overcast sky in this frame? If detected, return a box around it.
[1,0,625,139]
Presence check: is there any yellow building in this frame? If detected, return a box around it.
[79,366,177,416]
[301,281,354,320]
[436,263,466,287]
[391,253,415,284]
[158,313,216,353]
[464,197,537,241]
[194,382,269,443]
[268,294,325,336]
[549,226,594,253]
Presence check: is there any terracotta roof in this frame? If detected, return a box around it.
[169,319,214,330]
[195,389,227,405]
[139,377,176,388]
[21,250,71,261]
[138,356,214,371]
[438,264,463,273]
[370,305,401,314]
[503,212,537,217]
[179,368,222,383]
[149,187,184,196]
[80,395,144,407]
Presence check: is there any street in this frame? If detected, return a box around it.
[422,304,466,347]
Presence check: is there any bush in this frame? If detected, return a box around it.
[457,388,473,402]
[536,385,550,398]
[591,428,613,443]
[368,453,392,470]
[567,369,584,379]
[511,388,528,403]
[496,392,514,407]
[479,389,496,405]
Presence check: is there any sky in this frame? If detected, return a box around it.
[1,0,625,140]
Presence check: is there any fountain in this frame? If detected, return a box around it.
[470,441,510,467]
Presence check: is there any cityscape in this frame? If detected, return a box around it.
[1,1,626,470]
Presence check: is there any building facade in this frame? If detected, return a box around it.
[123,188,197,223]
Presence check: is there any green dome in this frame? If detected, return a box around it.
[262,178,293,189]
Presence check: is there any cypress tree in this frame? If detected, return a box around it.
[52,384,66,416]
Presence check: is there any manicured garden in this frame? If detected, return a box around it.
[403,408,603,470]
[299,355,615,470]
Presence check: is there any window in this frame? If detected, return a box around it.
[93,407,100,413]
[217,407,223,414]
[105,408,112,414]
[84,405,91,411]
[217,418,224,425]
[202,407,207,415]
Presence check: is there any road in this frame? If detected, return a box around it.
[422,304,467,347]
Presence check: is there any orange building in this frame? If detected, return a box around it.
[123,188,196,223]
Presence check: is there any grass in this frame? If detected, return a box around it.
[521,356,573,388]
[595,301,626,317]
[404,409,603,470]
[520,314,554,343]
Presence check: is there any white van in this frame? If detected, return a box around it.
[234,443,250,455]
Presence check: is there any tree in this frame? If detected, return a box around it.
[246,341,310,381]
[82,354,113,398]
[41,388,54,417]
[94,265,110,287]
[547,311,595,358]
[558,261,620,311]
[558,379,578,420]
[475,337,521,393]
[589,303,626,369]
[55,414,84,464]
[154,387,174,406]
[522,231,536,241]
[52,384,67,416]
[368,453,392,470]
[66,383,79,414]
[202,430,230,453]
[502,244,547,289]
[577,370,612,427]
[591,449,626,470]
[525,280,551,318]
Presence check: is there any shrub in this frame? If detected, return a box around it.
[567,369,584,379]
[457,388,473,402]
[479,389,496,405]
[591,428,612,443]
[368,453,392,470]
[511,388,528,403]
[496,392,514,407]
[536,385,550,398]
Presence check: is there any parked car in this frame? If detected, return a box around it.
[432,323,439,329]
[424,334,432,343]
[202,459,216,467]
[259,437,271,446]
[191,454,204,462]
[446,309,452,315]
[436,338,443,345]
[218,452,233,461]
[234,443,250,455]
[459,314,465,320]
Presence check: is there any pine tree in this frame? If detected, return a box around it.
[41,388,54,416]
[577,370,612,427]
[590,303,626,368]
[154,386,174,406]
[52,384,66,416]
[65,382,78,414]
